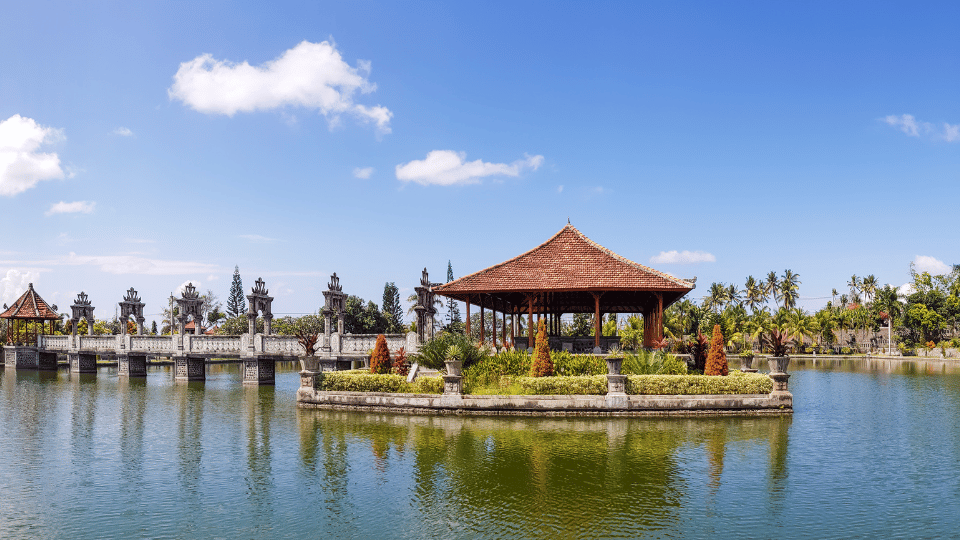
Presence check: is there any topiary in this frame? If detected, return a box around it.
[392,347,409,377]
[690,330,709,373]
[369,334,392,374]
[704,324,728,376]
[529,317,553,377]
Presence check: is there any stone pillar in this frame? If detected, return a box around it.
[264,316,273,336]
[247,314,256,336]
[174,356,205,381]
[443,374,463,395]
[69,352,97,374]
[242,355,275,385]
[39,351,57,370]
[118,354,147,377]
[321,310,332,353]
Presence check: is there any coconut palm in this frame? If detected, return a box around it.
[861,274,878,305]
[766,271,780,308]
[727,284,744,309]
[744,276,766,314]
[705,282,729,314]
[848,275,860,301]
[780,269,801,310]
[787,308,817,350]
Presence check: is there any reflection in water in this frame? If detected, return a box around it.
[176,380,204,535]
[298,410,791,539]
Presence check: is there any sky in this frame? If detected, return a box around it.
[2,1,959,326]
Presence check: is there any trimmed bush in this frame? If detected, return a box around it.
[369,334,392,374]
[704,324,728,376]
[552,351,606,376]
[517,375,607,395]
[529,318,553,377]
[316,371,444,394]
[392,347,409,376]
[626,371,772,395]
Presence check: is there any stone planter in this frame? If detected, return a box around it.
[605,357,623,375]
[739,354,755,371]
[768,356,790,374]
[444,360,462,377]
[300,356,320,371]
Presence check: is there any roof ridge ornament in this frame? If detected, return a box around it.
[182,282,200,299]
[252,277,268,295]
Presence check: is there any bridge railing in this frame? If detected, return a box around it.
[186,335,244,355]
[129,335,174,353]
[336,333,418,355]
[38,335,70,351]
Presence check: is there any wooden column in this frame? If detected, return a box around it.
[527,295,534,349]
[642,293,664,348]
[593,292,602,348]
[465,295,471,336]
[502,311,507,347]
[480,302,485,344]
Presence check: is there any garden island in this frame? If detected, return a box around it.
[297,224,792,416]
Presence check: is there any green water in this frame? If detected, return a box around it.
[1,359,958,539]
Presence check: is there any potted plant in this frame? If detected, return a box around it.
[605,345,624,375]
[762,328,792,373]
[444,344,462,376]
[738,349,756,371]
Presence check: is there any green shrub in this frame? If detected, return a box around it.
[552,351,606,376]
[622,350,688,375]
[318,371,408,393]
[840,347,852,355]
[412,332,488,370]
[626,371,772,395]
[409,376,444,394]
[517,375,607,395]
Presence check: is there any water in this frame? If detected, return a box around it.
[1,358,959,539]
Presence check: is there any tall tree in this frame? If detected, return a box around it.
[765,271,780,308]
[226,266,246,318]
[382,282,404,333]
[444,261,463,332]
[780,269,801,310]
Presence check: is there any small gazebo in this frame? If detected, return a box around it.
[1,283,60,346]
[432,224,696,351]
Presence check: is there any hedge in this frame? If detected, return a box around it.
[316,371,443,394]
[626,371,772,395]
[517,375,608,395]
[314,370,772,396]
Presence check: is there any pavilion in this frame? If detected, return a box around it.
[1,283,59,346]
[432,224,696,351]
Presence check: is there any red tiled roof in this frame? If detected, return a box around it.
[0,283,60,320]
[434,224,695,294]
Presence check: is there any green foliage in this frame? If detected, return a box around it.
[315,370,444,394]
[626,371,773,395]
[690,330,709,372]
[517,375,608,395]
[443,261,464,333]
[619,315,643,350]
[382,282,405,334]
[150,320,158,335]
[412,331,487,370]
[570,313,593,337]
[552,350,606,376]
[343,295,388,334]
[217,315,263,335]
[622,350,688,375]
[602,313,618,336]
[462,349,531,392]
[369,334,392,374]
[762,327,793,357]
[529,317,553,377]
[226,265,245,318]
[704,324,728,376]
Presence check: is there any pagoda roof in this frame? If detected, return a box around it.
[434,224,695,295]
[0,283,59,320]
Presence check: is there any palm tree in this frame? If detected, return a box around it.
[749,308,775,351]
[861,274,878,305]
[787,308,817,351]
[727,284,744,309]
[745,276,766,314]
[780,269,801,310]
[847,275,860,301]
[814,309,836,349]
[705,282,728,314]
[766,271,780,309]
[831,288,838,307]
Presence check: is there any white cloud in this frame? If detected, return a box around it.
[176,280,201,296]
[0,114,65,196]
[650,250,716,264]
[913,255,951,275]
[883,114,960,142]
[62,253,218,275]
[0,269,40,306]
[113,127,133,136]
[557,185,564,193]
[45,200,95,216]
[898,283,916,297]
[353,166,373,179]
[395,150,544,186]
[169,40,392,133]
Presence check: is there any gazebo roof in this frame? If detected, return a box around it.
[0,283,59,320]
[433,224,695,313]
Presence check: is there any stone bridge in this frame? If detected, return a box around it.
[3,273,433,385]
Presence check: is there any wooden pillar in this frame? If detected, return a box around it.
[642,293,664,348]
[527,295,534,349]
[502,311,507,347]
[465,295,471,336]
[480,302,485,344]
[593,293,601,348]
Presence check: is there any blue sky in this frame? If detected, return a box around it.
[2,1,959,325]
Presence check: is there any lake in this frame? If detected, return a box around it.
[1,358,958,539]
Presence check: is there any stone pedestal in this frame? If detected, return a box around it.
[4,346,40,369]
[606,374,627,395]
[443,374,463,395]
[69,352,97,373]
[174,356,205,381]
[118,354,147,377]
[300,370,319,389]
[770,372,791,396]
[243,355,275,385]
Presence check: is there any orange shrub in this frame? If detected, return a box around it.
[529,318,554,377]
[369,334,392,374]
[704,324,728,376]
